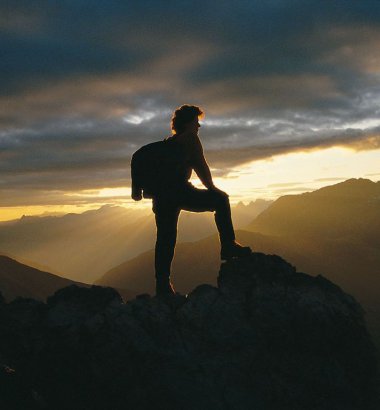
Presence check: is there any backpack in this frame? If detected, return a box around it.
[131,139,180,198]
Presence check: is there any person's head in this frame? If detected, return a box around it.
[171,104,204,135]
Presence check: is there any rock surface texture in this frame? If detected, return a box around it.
[0,253,378,410]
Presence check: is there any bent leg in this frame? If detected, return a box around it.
[179,186,235,245]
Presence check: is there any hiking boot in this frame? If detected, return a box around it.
[156,278,176,297]
[221,240,252,261]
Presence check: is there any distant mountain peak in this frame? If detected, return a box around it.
[308,177,379,198]
[248,177,380,237]
[333,177,376,188]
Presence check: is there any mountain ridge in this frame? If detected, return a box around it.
[247,178,380,243]
[0,255,136,302]
[0,255,88,302]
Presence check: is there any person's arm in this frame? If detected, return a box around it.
[194,153,228,197]
[194,156,215,189]
[192,136,228,197]
[190,135,214,189]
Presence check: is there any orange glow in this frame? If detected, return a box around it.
[1,147,379,222]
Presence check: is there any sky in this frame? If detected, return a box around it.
[1,0,380,221]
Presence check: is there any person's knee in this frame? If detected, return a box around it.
[213,190,230,208]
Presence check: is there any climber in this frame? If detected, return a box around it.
[132,105,252,296]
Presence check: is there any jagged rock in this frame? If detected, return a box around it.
[0,253,377,410]
[46,284,122,328]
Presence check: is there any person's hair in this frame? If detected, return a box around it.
[171,104,204,134]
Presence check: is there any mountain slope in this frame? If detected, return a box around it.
[0,255,87,302]
[0,206,152,282]
[247,178,380,245]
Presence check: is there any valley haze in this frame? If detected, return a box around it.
[1,179,379,358]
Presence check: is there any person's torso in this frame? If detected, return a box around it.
[164,135,196,184]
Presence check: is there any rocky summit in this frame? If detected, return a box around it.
[0,253,378,410]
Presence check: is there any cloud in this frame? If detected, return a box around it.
[1,1,380,206]
[364,172,380,177]
[271,187,315,195]
[0,188,132,207]
[205,127,380,170]
[267,182,304,188]
[314,177,346,182]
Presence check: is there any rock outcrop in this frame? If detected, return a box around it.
[0,253,377,410]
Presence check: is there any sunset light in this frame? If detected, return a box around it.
[2,146,378,222]
[1,3,380,408]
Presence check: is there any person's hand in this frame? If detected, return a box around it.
[132,187,143,201]
[132,193,142,201]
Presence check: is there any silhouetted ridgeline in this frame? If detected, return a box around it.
[0,253,377,410]
[0,255,136,303]
[0,255,88,302]
[248,178,380,243]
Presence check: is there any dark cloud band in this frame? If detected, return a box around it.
[1,1,380,207]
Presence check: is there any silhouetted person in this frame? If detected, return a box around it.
[132,105,251,296]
